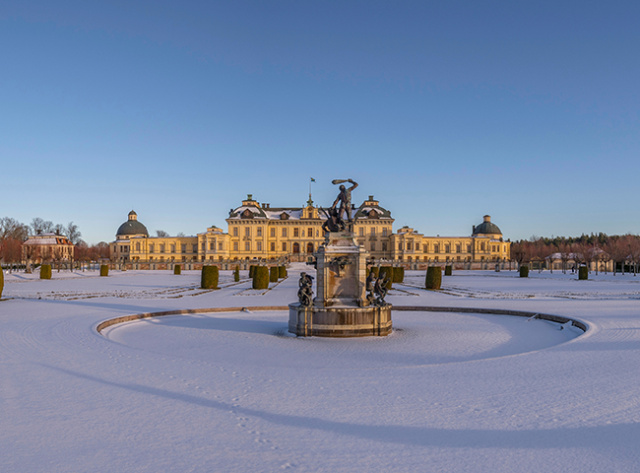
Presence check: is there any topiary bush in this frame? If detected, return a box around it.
[393,267,405,284]
[519,265,529,278]
[201,265,219,289]
[425,266,442,290]
[269,266,279,283]
[233,266,240,282]
[40,264,52,280]
[369,266,379,278]
[174,264,181,275]
[278,265,287,279]
[253,266,269,289]
[100,264,109,277]
[249,265,256,279]
[578,266,588,280]
[444,265,452,276]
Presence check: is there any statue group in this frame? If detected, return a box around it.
[366,269,390,307]
[321,178,358,233]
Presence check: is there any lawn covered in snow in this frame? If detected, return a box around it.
[2,266,640,472]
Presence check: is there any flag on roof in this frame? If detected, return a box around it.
[310,177,316,182]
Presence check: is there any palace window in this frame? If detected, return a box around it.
[293,228,299,237]
[149,244,155,253]
[371,242,376,251]
[135,242,141,252]
[282,228,287,237]
[382,228,388,236]
[257,227,262,237]
[233,227,238,237]
[171,244,176,253]
[270,242,275,252]
[407,241,413,251]
[270,228,276,237]
[181,244,187,253]
[423,243,428,253]
[282,242,287,251]
[434,244,440,253]
[245,242,250,251]
[382,242,387,251]
[160,244,165,253]
[371,228,376,235]
[218,242,223,251]
[210,241,215,251]
[359,227,364,236]
[192,244,197,253]
[257,241,262,251]
[467,244,471,253]
[233,242,238,251]
[245,227,251,237]
[445,244,450,253]
[308,228,313,237]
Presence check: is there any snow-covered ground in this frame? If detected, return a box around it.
[2,267,640,472]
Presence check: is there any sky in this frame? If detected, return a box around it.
[2,1,639,245]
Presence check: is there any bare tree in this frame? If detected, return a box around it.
[66,222,82,245]
[30,218,54,235]
[156,230,169,237]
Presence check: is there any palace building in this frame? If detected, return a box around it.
[111,195,510,267]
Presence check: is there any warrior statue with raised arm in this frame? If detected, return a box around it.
[330,178,358,231]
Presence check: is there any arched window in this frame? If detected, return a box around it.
[306,243,314,254]
[292,243,300,254]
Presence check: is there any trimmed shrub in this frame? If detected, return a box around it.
[249,265,256,279]
[444,265,452,276]
[233,266,240,282]
[100,264,109,277]
[40,264,52,280]
[278,265,287,279]
[519,265,529,278]
[0,266,4,299]
[425,266,442,290]
[393,267,405,284]
[252,266,269,290]
[578,266,588,280]
[379,266,394,290]
[201,265,219,289]
[174,264,181,275]
[269,266,279,283]
[369,266,379,278]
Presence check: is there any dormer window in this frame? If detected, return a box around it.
[280,212,289,220]
[241,209,254,219]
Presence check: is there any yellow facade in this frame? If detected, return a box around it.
[111,197,510,266]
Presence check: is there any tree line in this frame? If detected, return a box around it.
[511,233,640,274]
[0,217,110,267]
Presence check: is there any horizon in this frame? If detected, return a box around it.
[3,1,640,245]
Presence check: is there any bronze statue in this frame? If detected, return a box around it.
[321,207,346,233]
[331,179,358,228]
[298,272,314,307]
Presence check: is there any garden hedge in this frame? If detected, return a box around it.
[269,266,279,283]
[444,265,452,276]
[278,265,287,279]
[174,264,181,275]
[578,266,588,280]
[233,266,240,282]
[201,265,219,289]
[100,264,109,277]
[519,265,529,278]
[425,266,442,290]
[253,266,269,290]
[40,264,52,279]
[393,267,405,283]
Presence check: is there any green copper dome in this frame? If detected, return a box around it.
[473,215,502,236]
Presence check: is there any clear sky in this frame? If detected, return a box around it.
[2,1,639,244]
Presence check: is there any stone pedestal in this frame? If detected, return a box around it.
[288,232,392,337]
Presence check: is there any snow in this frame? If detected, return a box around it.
[2,268,640,472]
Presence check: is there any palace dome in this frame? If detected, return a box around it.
[473,215,502,236]
[116,210,149,237]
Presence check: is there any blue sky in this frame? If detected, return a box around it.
[2,1,639,244]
